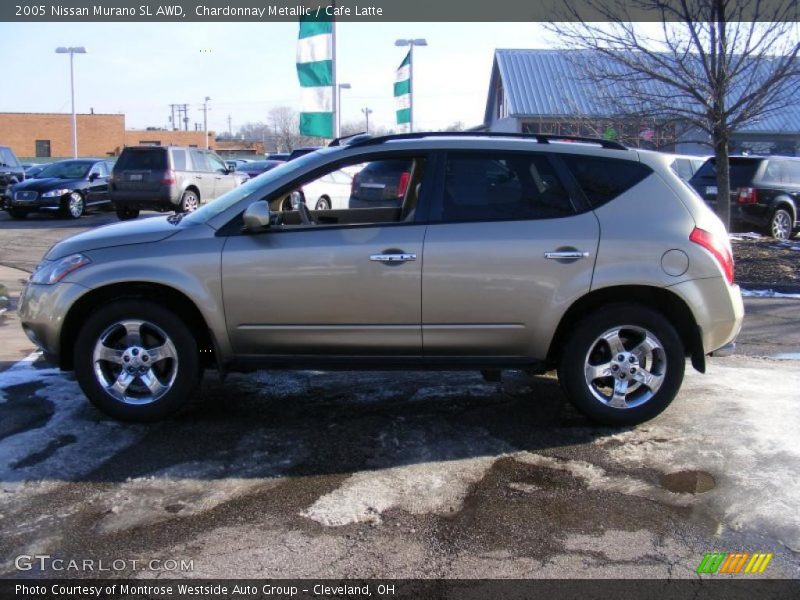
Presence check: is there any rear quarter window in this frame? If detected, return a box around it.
[115,148,167,171]
[560,155,652,208]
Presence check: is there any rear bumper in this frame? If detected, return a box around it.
[667,277,744,355]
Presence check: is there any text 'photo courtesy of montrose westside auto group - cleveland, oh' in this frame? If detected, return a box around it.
[1,0,800,598]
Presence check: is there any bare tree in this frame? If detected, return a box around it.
[547,0,800,230]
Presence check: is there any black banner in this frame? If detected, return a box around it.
[3,0,800,22]
[3,579,800,600]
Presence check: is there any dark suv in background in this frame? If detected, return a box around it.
[109,145,245,220]
[0,145,25,207]
[689,156,800,239]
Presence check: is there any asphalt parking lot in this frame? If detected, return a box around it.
[1,211,799,579]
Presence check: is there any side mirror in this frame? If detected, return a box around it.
[88,172,99,181]
[242,200,271,232]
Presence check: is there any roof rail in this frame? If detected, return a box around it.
[344,131,628,151]
[328,131,370,147]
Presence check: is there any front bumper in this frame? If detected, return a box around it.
[18,281,88,360]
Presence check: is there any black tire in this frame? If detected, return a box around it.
[768,208,793,240]
[558,303,685,426]
[8,207,28,219]
[74,300,200,422]
[115,205,140,221]
[180,190,200,213]
[60,192,85,219]
[315,196,331,210]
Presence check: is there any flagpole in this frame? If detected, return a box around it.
[409,43,414,133]
[331,2,338,139]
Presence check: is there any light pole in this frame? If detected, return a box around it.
[55,46,86,158]
[361,107,373,134]
[394,38,427,133]
[336,83,351,138]
[202,96,211,149]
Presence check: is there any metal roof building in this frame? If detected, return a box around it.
[483,49,800,156]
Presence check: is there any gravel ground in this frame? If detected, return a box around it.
[732,234,800,291]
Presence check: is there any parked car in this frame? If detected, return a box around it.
[689,155,800,239]
[669,154,708,182]
[235,159,284,181]
[268,153,290,161]
[18,132,742,426]
[109,145,245,220]
[349,158,412,208]
[5,158,114,219]
[288,146,321,161]
[0,145,25,207]
[299,169,352,210]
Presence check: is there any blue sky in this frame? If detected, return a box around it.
[1,22,555,133]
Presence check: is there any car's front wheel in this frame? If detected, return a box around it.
[558,303,685,426]
[769,208,793,240]
[74,301,200,421]
[61,192,85,219]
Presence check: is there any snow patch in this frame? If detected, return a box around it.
[740,289,800,299]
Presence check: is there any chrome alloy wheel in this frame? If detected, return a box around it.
[583,325,667,410]
[68,192,84,218]
[92,319,178,405]
[771,210,791,240]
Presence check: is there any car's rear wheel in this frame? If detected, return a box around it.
[61,192,85,219]
[180,190,199,213]
[74,300,200,422]
[315,196,331,210]
[115,206,140,220]
[558,303,685,426]
[8,207,28,219]
[769,208,792,240]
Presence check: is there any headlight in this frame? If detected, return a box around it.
[41,189,72,198]
[30,254,91,285]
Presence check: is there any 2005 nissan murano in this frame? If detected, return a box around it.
[18,133,743,425]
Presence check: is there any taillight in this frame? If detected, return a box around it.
[737,187,757,204]
[690,227,734,284]
[397,171,410,198]
[161,170,176,185]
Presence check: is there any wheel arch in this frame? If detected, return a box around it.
[59,282,217,371]
[770,196,796,221]
[183,185,201,200]
[546,285,705,373]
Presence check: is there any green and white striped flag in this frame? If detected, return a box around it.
[394,51,411,133]
[297,15,334,138]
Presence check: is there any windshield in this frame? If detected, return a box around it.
[183,151,325,225]
[38,160,93,179]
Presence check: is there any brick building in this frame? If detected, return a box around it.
[0,112,213,159]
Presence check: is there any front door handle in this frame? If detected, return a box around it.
[544,250,590,260]
[370,253,417,263]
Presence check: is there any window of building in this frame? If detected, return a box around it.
[35,140,51,158]
[440,153,574,222]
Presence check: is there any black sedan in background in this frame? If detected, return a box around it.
[234,159,284,181]
[5,158,114,219]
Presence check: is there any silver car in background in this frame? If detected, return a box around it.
[18,133,743,426]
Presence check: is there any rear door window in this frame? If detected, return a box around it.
[440,153,574,222]
[560,155,652,208]
[115,148,167,171]
[171,149,187,171]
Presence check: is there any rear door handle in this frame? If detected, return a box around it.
[370,253,417,263]
[544,250,590,259]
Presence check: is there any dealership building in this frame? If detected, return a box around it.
[482,49,800,156]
